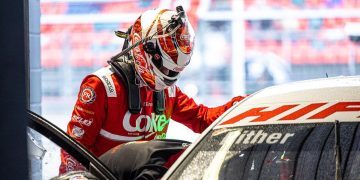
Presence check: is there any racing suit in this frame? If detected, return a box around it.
[60,66,244,173]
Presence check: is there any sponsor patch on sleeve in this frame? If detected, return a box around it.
[65,156,77,172]
[71,125,85,139]
[75,106,95,115]
[72,114,93,126]
[79,86,96,104]
[64,155,85,172]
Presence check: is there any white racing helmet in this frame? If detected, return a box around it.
[128,7,195,91]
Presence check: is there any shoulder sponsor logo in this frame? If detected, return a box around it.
[80,87,96,104]
[93,66,117,97]
[102,75,114,93]
[220,101,360,125]
[72,125,85,139]
[72,114,93,126]
[220,130,295,145]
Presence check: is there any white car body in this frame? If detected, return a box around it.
[219,75,360,127]
[163,75,360,179]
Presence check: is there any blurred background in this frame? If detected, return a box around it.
[36,0,360,178]
[41,0,360,134]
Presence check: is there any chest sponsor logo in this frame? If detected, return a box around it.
[71,125,85,139]
[72,114,93,126]
[80,87,96,104]
[123,111,169,133]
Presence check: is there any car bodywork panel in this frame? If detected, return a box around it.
[168,123,360,180]
[219,76,360,127]
[163,76,360,179]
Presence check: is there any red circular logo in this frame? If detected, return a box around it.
[80,87,96,104]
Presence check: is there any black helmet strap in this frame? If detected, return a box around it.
[110,60,141,114]
[110,61,165,115]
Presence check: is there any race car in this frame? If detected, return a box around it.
[28,75,360,179]
[163,75,360,180]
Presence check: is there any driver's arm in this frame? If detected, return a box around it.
[59,75,107,174]
[171,86,245,133]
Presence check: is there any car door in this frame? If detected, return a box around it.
[27,110,117,180]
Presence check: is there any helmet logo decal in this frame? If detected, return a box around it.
[154,53,161,60]
[132,34,147,65]
[180,34,191,40]
[175,24,194,54]
[133,18,142,35]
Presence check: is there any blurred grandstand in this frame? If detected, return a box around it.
[41,0,360,105]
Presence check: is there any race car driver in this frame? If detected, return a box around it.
[60,6,245,174]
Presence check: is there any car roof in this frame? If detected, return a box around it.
[216,75,360,128]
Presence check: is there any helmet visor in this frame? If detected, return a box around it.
[155,14,195,69]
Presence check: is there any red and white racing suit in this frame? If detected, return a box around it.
[60,66,244,173]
